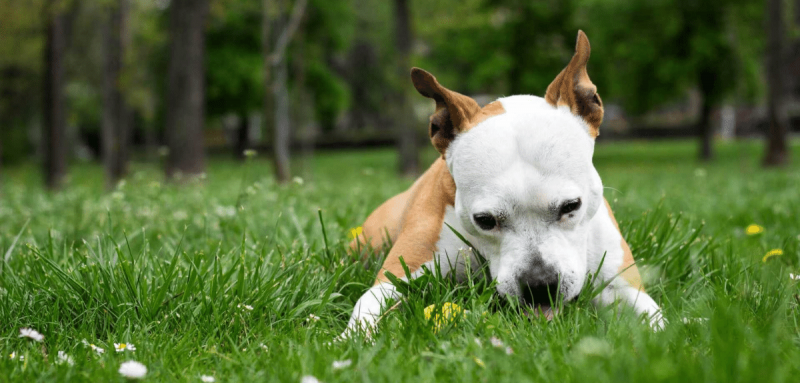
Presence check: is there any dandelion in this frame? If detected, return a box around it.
[745,224,765,235]
[473,357,486,368]
[19,327,44,342]
[332,359,352,369]
[56,351,75,366]
[118,360,148,379]
[762,248,784,263]
[349,226,363,240]
[300,376,321,383]
[201,375,216,382]
[423,303,464,331]
[114,343,137,352]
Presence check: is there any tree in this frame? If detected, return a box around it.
[763,0,790,167]
[102,0,131,189]
[394,0,419,176]
[577,0,759,161]
[263,0,307,183]
[206,0,263,160]
[165,0,209,179]
[43,0,69,190]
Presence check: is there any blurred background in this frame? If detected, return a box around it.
[0,0,797,190]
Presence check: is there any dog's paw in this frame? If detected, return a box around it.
[647,311,666,331]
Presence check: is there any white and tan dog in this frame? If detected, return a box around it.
[344,31,662,338]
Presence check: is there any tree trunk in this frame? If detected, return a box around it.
[394,0,419,176]
[165,0,209,179]
[102,0,131,190]
[235,113,249,160]
[272,56,291,182]
[263,0,307,183]
[697,93,713,161]
[43,0,68,190]
[764,0,790,167]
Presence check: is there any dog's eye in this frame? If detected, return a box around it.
[559,198,582,217]
[473,213,497,231]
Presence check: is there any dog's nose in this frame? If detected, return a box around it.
[520,281,561,306]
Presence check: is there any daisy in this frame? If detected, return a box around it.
[201,375,216,382]
[9,352,17,360]
[115,343,137,352]
[118,360,147,379]
[19,327,44,342]
[490,336,504,348]
[56,351,75,366]
[82,339,105,354]
[332,359,352,369]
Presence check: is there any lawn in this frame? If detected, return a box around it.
[1,139,799,382]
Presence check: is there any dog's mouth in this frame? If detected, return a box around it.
[521,282,564,321]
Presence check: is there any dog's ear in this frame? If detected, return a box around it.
[411,68,482,155]
[545,30,604,138]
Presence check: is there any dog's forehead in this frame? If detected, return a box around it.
[449,95,594,187]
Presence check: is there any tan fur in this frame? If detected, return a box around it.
[603,198,644,291]
[545,31,604,137]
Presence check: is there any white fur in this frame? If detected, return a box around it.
[342,95,662,337]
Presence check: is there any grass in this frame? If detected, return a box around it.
[1,138,799,382]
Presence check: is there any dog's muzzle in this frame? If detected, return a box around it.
[520,281,561,307]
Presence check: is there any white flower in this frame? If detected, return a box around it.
[259,343,268,352]
[19,328,44,342]
[681,317,709,324]
[300,376,321,383]
[119,360,148,379]
[332,359,352,369]
[9,352,17,360]
[237,304,254,311]
[790,273,800,280]
[115,343,137,352]
[489,336,504,348]
[201,375,216,382]
[19,355,24,361]
[56,351,75,366]
[306,314,320,322]
[473,338,482,347]
[505,346,514,355]
[82,339,105,354]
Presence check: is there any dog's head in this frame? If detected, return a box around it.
[412,31,605,308]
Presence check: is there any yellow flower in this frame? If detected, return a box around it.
[473,357,486,368]
[762,249,784,263]
[746,224,765,235]
[349,226,363,240]
[424,302,464,331]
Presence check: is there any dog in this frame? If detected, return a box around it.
[343,31,663,338]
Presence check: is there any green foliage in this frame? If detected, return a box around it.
[577,0,764,113]
[1,140,800,381]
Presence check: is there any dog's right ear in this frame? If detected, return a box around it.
[411,68,481,155]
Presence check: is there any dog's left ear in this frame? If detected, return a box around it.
[411,68,482,155]
[545,30,604,138]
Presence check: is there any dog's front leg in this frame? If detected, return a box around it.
[341,282,401,339]
[593,279,665,330]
